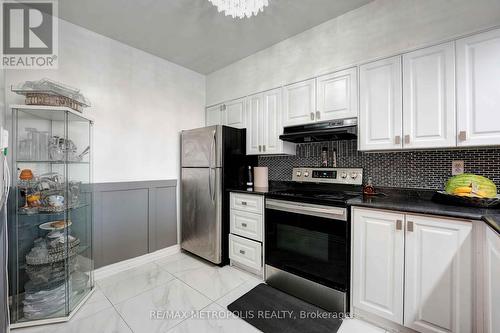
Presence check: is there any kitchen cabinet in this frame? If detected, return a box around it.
[246,89,295,155]
[229,192,264,276]
[352,208,405,324]
[224,97,246,128]
[206,104,223,126]
[402,42,456,149]
[316,67,358,121]
[359,56,403,151]
[352,207,473,333]
[483,225,500,333]
[456,28,500,146]
[404,214,472,333]
[283,79,316,127]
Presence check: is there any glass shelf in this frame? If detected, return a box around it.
[9,105,94,328]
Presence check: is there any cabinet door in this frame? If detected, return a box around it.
[283,79,316,127]
[403,42,456,149]
[246,93,262,155]
[206,104,222,126]
[352,208,405,324]
[359,56,403,151]
[484,225,500,333]
[404,215,472,333]
[457,28,500,146]
[316,67,358,121]
[262,88,283,154]
[224,98,246,128]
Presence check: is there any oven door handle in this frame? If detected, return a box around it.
[266,199,347,221]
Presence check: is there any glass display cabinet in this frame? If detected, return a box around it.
[8,105,94,328]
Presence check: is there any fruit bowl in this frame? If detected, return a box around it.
[433,191,500,208]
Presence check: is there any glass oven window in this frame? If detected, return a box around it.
[266,208,349,291]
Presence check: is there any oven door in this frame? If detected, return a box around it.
[265,199,349,292]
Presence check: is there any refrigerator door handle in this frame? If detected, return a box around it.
[209,130,216,202]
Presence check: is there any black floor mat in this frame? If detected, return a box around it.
[227,283,342,333]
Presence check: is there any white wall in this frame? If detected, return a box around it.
[206,0,500,105]
[6,18,206,183]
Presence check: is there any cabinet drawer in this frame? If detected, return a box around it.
[230,193,263,214]
[230,210,263,241]
[229,234,262,271]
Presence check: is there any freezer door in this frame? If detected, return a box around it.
[181,126,222,168]
[181,167,222,263]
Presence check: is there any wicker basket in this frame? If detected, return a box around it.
[25,93,85,112]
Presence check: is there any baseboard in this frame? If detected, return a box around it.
[94,244,180,281]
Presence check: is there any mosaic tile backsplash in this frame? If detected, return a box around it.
[258,140,500,190]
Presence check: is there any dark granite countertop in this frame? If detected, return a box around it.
[347,188,500,234]
[227,187,269,195]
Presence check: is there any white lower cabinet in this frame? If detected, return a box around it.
[484,225,500,333]
[404,214,472,333]
[229,192,264,276]
[352,207,474,333]
[352,208,405,324]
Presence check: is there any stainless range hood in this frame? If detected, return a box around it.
[280,118,357,143]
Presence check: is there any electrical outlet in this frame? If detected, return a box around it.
[452,160,464,175]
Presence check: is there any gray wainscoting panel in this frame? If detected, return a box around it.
[93,180,177,268]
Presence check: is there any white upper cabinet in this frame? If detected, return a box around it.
[206,104,223,126]
[457,28,500,147]
[246,93,262,155]
[352,208,405,325]
[404,214,472,333]
[359,56,403,151]
[224,97,246,128]
[283,79,316,127]
[403,42,456,149]
[246,89,295,155]
[316,67,358,121]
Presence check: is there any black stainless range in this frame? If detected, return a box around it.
[265,167,363,313]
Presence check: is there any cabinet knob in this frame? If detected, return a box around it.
[241,223,247,227]
[404,135,410,144]
[241,201,247,206]
[316,111,321,120]
[239,250,246,255]
[263,145,266,152]
[258,145,262,152]
[458,131,467,141]
[310,112,315,120]
[395,136,401,145]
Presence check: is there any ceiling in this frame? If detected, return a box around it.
[59,0,372,74]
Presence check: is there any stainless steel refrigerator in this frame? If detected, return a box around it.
[181,125,251,265]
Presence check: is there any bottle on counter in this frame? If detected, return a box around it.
[246,166,254,187]
[363,177,375,195]
[321,147,328,167]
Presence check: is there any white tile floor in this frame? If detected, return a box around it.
[15,252,386,333]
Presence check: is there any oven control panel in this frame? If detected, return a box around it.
[292,167,363,185]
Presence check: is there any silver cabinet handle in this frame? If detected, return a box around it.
[316,111,320,120]
[396,220,402,230]
[404,135,410,144]
[310,112,315,120]
[263,145,266,152]
[239,250,246,255]
[407,221,414,232]
[241,201,247,206]
[395,136,401,144]
[458,131,467,141]
[258,145,262,152]
[241,223,247,227]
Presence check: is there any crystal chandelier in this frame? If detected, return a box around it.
[208,0,269,19]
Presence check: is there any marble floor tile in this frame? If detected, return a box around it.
[174,265,252,301]
[168,303,262,333]
[215,276,263,308]
[338,318,386,333]
[15,307,132,333]
[114,278,212,333]
[97,262,174,304]
[155,252,211,275]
